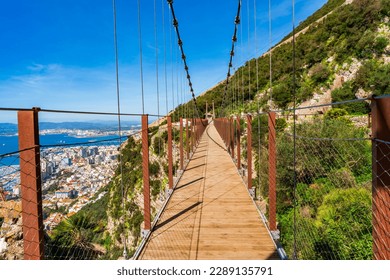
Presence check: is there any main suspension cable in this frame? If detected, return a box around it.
[166,0,207,126]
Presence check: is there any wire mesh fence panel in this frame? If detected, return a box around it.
[0,152,23,260]
[239,118,248,182]
[148,122,172,224]
[276,115,372,260]
[40,142,121,260]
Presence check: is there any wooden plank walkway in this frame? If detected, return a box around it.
[138,123,279,260]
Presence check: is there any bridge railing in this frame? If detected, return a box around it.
[274,111,372,259]
[0,151,22,260]
[0,112,27,260]
[214,95,390,260]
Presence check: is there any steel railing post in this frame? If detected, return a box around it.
[186,118,190,159]
[18,108,44,260]
[180,117,184,170]
[237,116,241,170]
[268,112,277,232]
[142,115,151,234]
[230,117,235,159]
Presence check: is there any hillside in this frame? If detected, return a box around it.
[172,0,390,120]
[43,125,181,259]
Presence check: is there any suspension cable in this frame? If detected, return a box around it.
[111,0,127,259]
[292,0,298,260]
[220,0,242,117]
[154,0,160,123]
[137,0,146,114]
[269,0,273,105]
[154,0,162,157]
[240,4,244,111]
[162,0,169,116]
[169,8,174,115]
[254,0,261,200]
[247,0,251,103]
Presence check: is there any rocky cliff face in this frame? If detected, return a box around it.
[0,201,23,260]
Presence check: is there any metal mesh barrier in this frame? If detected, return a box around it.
[275,114,372,259]
[0,152,23,260]
[40,141,120,260]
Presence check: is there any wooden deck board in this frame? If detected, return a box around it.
[138,123,278,260]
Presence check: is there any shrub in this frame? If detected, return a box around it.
[324,108,348,120]
[315,188,372,259]
[151,180,162,198]
[331,82,370,114]
[310,63,330,84]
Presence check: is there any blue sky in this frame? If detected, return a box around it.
[0,0,327,122]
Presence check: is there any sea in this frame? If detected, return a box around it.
[0,132,135,167]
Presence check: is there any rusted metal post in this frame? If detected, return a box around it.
[142,115,151,233]
[268,112,277,231]
[225,118,228,146]
[167,116,173,190]
[372,97,390,260]
[226,118,229,147]
[186,118,189,159]
[195,119,198,144]
[230,117,235,159]
[179,117,184,170]
[18,108,44,260]
[227,118,231,154]
[237,116,241,169]
[247,114,252,190]
[191,118,195,151]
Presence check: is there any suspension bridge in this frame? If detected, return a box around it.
[1,0,390,261]
[136,123,279,260]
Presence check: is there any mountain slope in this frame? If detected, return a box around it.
[172,0,390,120]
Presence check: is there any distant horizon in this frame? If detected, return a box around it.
[0,117,157,125]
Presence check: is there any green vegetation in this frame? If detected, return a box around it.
[47,124,173,259]
[176,0,386,259]
[45,0,389,260]
[331,82,370,114]
[172,0,389,116]
[255,116,372,259]
[153,136,164,154]
[355,60,390,96]
[149,161,161,177]
[324,108,348,119]
[281,0,346,42]
[46,212,105,260]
